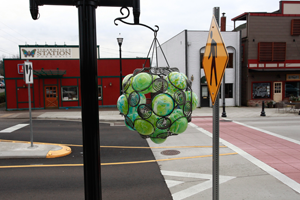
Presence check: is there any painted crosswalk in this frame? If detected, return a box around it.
[0,124,29,133]
[162,170,235,200]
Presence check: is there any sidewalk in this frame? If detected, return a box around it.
[0,106,299,160]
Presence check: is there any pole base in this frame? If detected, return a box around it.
[260,111,266,116]
[221,112,227,117]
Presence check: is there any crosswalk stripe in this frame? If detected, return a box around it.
[0,124,29,133]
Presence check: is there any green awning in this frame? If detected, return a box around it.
[33,69,66,78]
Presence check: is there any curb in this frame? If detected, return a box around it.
[0,140,72,159]
[46,145,72,158]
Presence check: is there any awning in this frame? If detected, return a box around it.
[33,69,66,78]
[249,69,300,72]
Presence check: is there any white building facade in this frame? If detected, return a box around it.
[157,30,241,107]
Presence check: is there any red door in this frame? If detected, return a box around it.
[45,86,58,108]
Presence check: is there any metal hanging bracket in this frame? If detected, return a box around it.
[114,7,171,72]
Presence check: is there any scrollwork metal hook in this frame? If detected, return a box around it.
[114,6,170,69]
[114,7,159,34]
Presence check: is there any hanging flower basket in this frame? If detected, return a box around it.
[115,8,198,144]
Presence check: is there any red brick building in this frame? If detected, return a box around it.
[4,45,149,110]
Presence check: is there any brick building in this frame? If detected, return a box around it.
[3,45,149,110]
[233,0,300,106]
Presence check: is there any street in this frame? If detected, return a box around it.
[0,109,300,200]
[0,119,172,200]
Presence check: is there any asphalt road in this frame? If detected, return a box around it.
[0,119,172,200]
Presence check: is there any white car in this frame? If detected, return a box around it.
[0,82,5,89]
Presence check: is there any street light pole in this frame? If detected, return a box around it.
[117,38,123,95]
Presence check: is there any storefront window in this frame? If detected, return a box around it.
[62,86,78,101]
[285,82,300,98]
[252,83,270,99]
[98,86,102,100]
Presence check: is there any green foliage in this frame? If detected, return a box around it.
[289,95,300,102]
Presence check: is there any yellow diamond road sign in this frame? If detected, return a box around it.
[202,16,229,105]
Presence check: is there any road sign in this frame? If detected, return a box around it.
[202,16,228,105]
[17,64,24,74]
[24,61,33,84]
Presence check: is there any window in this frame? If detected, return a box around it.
[62,86,78,101]
[285,82,300,98]
[252,83,271,99]
[98,86,102,100]
[200,53,204,68]
[291,19,300,36]
[258,42,286,62]
[219,83,233,98]
[227,53,233,68]
[274,82,282,94]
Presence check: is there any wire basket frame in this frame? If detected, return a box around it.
[115,7,198,143]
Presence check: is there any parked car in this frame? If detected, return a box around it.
[0,82,5,89]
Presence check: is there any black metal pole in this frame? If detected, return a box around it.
[221,75,227,117]
[119,44,123,95]
[260,101,266,116]
[78,2,102,199]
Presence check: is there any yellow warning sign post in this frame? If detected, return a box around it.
[202,15,229,200]
[202,16,229,105]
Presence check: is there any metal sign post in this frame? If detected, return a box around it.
[24,61,34,147]
[202,15,229,200]
[213,92,219,200]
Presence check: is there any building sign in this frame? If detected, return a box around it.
[17,64,24,74]
[20,47,73,59]
[287,74,300,81]
[19,46,99,59]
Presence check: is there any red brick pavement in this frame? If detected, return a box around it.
[192,117,300,183]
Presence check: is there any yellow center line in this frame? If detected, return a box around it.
[0,114,13,118]
[0,140,227,149]
[0,153,237,169]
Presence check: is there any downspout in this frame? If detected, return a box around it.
[185,30,188,77]
[239,30,242,106]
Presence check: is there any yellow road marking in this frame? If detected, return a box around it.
[0,140,227,149]
[102,153,237,165]
[99,145,227,149]
[0,153,237,169]
[0,114,13,118]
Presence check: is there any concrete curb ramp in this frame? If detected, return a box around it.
[0,140,72,159]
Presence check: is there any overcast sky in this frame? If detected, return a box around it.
[0,0,285,59]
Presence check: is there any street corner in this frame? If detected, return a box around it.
[46,144,72,158]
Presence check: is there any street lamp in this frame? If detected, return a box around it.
[117,37,123,95]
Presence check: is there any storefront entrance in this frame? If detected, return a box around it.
[45,86,58,108]
[273,82,283,102]
[201,85,210,107]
